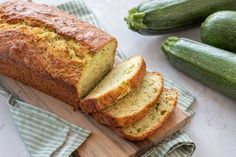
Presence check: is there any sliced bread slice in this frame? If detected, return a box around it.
[115,88,178,141]
[80,56,146,113]
[92,72,163,127]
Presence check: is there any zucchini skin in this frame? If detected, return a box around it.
[125,0,236,35]
[162,37,236,100]
[201,11,236,53]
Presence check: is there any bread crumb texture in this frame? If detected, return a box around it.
[120,88,178,137]
[86,56,144,98]
[102,73,163,118]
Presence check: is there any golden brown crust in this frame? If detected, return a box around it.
[0,29,81,108]
[92,73,163,127]
[0,0,116,52]
[0,57,80,109]
[115,89,178,141]
[79,56,147,113]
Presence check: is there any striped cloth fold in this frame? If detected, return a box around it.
[2,88,90,157]
[57,1,196,157]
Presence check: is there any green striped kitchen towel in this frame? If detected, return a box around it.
[57,1,196,157]
[0,87,90,157]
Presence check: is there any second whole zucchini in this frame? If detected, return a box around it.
[161,37,236,100]
[201,11,236,53]
[125,0,236,35]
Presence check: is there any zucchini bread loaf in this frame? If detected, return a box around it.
[0,1,117,108]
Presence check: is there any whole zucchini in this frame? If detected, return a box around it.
[125,0,236,35]
[201,11,236,53]
[162,37,236,100]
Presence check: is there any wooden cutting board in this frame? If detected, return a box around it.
[0,75,189,157]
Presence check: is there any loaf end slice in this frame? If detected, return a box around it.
[92,72,163,127]
[115,88,178,141]
[80,56,146,113]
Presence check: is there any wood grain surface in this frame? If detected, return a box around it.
[0,75,188,157]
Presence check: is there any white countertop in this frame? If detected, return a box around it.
[0,0,236,157]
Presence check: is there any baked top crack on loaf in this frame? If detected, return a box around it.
[80,56,146,113]
[115,88,178,141]
[92,72,163,127]
[0,0,117,108]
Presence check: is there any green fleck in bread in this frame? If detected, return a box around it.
[92,72,163,127]
[115,88,178,141]
[80,56,146,113]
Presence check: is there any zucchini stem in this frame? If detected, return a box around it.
[124,7,147,31]
[161,37,179,57]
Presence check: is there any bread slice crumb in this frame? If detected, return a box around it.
[93,72,163,127]
[115,88,178,141]
[80,56,146,113]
